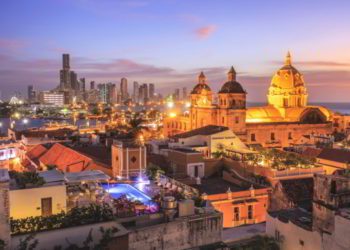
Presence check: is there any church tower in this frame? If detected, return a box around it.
[190,72,215,129]
[267,52,308,108]
[218,67,247,135]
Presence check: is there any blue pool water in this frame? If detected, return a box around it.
[102,183,153,204]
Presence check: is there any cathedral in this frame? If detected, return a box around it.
[164,53,333,148]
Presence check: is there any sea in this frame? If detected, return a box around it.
[0,102,349,134]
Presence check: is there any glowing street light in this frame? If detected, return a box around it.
[23,118,29,124]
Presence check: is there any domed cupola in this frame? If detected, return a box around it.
[268,52,308,108]
[190,71,213,107]
[219,67,246,94]
[218,67,246,109]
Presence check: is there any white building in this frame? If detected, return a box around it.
[40,91,64,106]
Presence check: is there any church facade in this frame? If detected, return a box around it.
[164,53,333,148]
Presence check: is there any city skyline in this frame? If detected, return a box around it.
[1,0,350,101]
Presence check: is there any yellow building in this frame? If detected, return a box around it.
[164,53,334,148]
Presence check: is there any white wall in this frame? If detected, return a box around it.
[266,213,321,250]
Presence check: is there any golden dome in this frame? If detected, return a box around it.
[267,52,308,108]
[271,52,305,89]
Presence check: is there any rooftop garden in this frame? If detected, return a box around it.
[245,148,316,171]
[10,204,113,235]
[9,171,45,189]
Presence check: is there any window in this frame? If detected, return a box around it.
[233,207,240,221]
[224,99,227,106]
[275,230,281,241]
[271,132,275,141]
[288,132,292,140]
[222,117,225,124]
[299,240,304,246]
[248,205,253,220]
[235,116,239,124]
[251,133,256,142]
[131,156,137,163]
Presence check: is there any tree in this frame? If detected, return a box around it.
[16,234,38,250]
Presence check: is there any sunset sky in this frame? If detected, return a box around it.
[1,0,350,102]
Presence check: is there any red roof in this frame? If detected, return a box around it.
[37,143,112,175]
[27,144,48,160]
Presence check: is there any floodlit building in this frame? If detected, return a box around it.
[111,139,147,179]
[39,91,65,106]
[169,125,252,158]
[164,53,334,148]
[9,170,67,219]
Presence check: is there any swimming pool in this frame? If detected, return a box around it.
[102,183,153,204]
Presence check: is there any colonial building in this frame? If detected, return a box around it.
[164,53,334,148]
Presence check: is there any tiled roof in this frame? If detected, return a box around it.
[318,148,350,163]
[302,147,322,158]
[27,144,48,161]
[173,125,229,139]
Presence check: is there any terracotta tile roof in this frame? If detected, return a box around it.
[27,144,48,160]
[318,148,350,163]
[173,125,229,139]
[302,147,322,158]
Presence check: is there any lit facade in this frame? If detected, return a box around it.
[164,53,333,148]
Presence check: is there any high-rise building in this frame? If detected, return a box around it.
[182,87,188,100]
[27,85,36,103]
[141,83,148,104]
[39,91,65,106]
[90,81,95,90]
[80,78,86,92]
[59,54,71,90]
[70,71,78,91]
[98,83,117,104]
[174,88,180,101]
[133,81,139,103]
[120,77,128,101]
[149,83,155,101]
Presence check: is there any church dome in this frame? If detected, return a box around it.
[191,71,212,94]
[271,52,305,89]
[219,67,246,94]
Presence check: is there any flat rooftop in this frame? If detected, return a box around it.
[268,208,312,231]
[191,176,246,195]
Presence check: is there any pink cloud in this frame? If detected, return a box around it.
[194,25,217,39]
[0,38,27,51]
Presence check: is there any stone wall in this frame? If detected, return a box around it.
[0,178,10,248]
[128,212,222,250]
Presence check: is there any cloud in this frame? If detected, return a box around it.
[1,54,350,102]
[272,60,350,68]
[0,38,27,51]
[194,25,217,39]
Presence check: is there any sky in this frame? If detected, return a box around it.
[1,0,350,102]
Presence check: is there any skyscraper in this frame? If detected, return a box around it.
[90,81,95,90]
[182,87,188,100]
[142,83,148,104]
[133,81,139,103]
[120,77,128,101]
[27,85,36,103]
[59,54,71,90]
[149,83,155,101]
[174,88,180,101]
[80,78,86,92]
[70,71,78,91]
